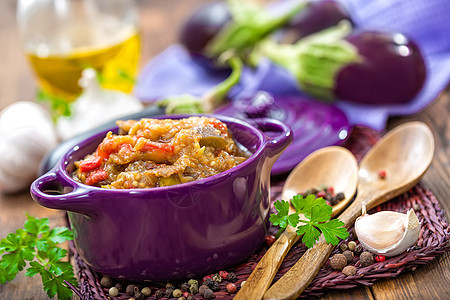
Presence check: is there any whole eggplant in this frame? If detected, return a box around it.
[178,1,231,55]
[260,22,427,105]
[288,0,353,41]
[335,31,426,104]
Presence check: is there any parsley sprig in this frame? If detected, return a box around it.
[0,214,77,300]
[270,194,349,248]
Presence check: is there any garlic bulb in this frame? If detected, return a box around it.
[354,204,420,257]
[56,68,144,141]
[0,101,58,193]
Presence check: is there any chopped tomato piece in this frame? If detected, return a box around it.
[97,139,114,159]
[119,143,132,152]
[85,169,108,185]
[209,119,227,133]
[142,141,174,153]
[79,156,102,172]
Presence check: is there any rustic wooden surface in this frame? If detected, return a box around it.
[0,0,449,299]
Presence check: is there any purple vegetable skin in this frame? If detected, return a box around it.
[336,31,427,104]
[289,0,353,40]
[179,1,230,54]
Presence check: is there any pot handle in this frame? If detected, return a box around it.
[30,170,96,217]
[250,118,293,159]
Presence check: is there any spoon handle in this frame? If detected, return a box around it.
[263,191,373,300]
[233,225,300,300]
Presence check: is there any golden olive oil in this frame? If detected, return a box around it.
[26,30,140,100]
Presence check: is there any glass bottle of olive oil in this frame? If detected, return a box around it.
[18,0,140,102]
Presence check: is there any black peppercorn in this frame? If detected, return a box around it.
[354,244,364,256]
[342,250,354,264]
[203,288,215,299]
[126,284,136,296]
[226,272,237,283]
[165,286,175,298]
[203,277,213,286]
[208,281,220,292]
[134,292,145,300]
[115,282,123,292]
[339,243,348,253]
[155,289,165,299]
[181,282,190,292]
[100,276,114,288]
[187,295,195,300]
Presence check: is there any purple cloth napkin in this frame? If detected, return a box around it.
[135,0,450,130]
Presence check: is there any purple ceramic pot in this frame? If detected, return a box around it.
[31,114,292,281]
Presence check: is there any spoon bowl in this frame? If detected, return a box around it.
[235,146,358,300]
[264,121,435,300]
[282,146,359,217]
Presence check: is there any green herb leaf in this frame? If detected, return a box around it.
[0,214,76,299]
[270,194,348,248]
[315,219,350,245]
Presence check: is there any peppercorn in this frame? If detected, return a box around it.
[413,203,420,211]
[155,289,165,299]
[199,284,209,296]
[173,289,183,298]
[219,270,229,279]
[335,192,345,201]
[183,291,190,298]
[166,283,175,289]
[181,282,190,292]
[227,272,237,283]
[141,287,152,297]
[342,250,354,264]
[347,241,357,251]
[109,286,119,297]
[339,243,348,253]
[100,276,114,288]
[354,244,364,256]
[226,283,237,294]
[342,265,357,276]
[165,286,175,298]
[115,282,123,292]
[265,234,276,245]
[134,292,145,300]
[203,277,213,286]
[240,281,246,288]
[360,251,374,267]
[190,284,199,294]
[208,281,220,292]
[126,284,137,296]
[378,170,387,179]
[178,297,186,300]
[375,255,386,262]
[330,253,347,270]
[203,288,215,299]
[187,296,195,300]
[212,273,222,283]
[188,279,198,287]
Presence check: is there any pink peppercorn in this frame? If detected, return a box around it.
[378,170,387,179]
[316,191,326,198]
[265,235,276,245]
[226,283,237,294]
[375,255,386,262]
[219,270,229,279]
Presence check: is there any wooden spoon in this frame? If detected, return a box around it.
[234,146,358,300]
[264,121,435,300]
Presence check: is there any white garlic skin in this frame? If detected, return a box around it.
[355,208,420,257]
[0,101,58,193]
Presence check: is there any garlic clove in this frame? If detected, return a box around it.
[355,207,420,257]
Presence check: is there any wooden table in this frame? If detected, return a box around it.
[0,0,448,299]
